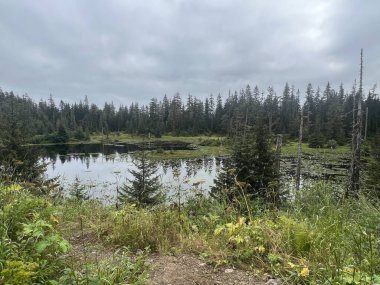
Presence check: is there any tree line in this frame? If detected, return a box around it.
[1,82,379,145]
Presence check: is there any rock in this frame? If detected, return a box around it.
[224,268,234,274]
[266,278,282,285]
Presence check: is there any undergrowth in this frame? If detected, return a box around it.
[0,184,148,285]
[2,182,380,284]
[59,182,380,285]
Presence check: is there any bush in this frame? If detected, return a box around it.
[326,139,337,149]
[102,205,183,251]
[308,134,324,148]
[0,184,70,283]
[199,138,223,146]
[72,129,89,141]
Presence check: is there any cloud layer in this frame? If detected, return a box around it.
[0,0,379,104]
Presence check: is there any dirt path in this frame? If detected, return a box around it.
[146,254,266,285]
[65,232,270,284]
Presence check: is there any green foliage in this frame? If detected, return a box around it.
[2,84,380,145]
[101,204,183,251]
[198,138,223,146]
[12,181,376,285]
[365,135,380,199]
[308,133,324,148]
[1,260,39,285]
[119,151,163,207]
[69,177,89,202]
[0,184,149,284]
[327,139,338,149]
[72,128,90,141]
[52,124,69,143]
[211,158,236,201]
[181,183,380,284]
[51,247,148,285]
[216,125,280,204]
[0,184,70,283]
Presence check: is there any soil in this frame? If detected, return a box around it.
[146,254,265,285]
[66,232,268,284]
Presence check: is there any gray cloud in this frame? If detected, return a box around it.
[0,0,379,105]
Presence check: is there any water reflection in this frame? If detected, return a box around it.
[39,144,221,204]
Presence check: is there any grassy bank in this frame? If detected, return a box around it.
[60,183,380,284]
[88,133,223,144]
[2,182,380,284]
[28,132,353,162]
[282,142,351,159]
[0,184,148,285]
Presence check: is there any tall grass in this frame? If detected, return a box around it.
[5,181,378,284]
[60,182,380,284]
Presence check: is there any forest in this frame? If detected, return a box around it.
[1,75,380,284]
[1,81,380,145]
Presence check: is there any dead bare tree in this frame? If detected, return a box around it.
[349,49,364,196]
[275,134,282,176]
[364,106,368,141]
[296,108,304,191]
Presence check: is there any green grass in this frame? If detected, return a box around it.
[28,131,353,162]
[147,145,229,160]
[54,182,380,285]
[0,185,148,285]
[88,132,224,144]
[3,181,380,284]
[282,142,351,157]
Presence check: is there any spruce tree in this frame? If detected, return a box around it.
[211,158,236,201]
[214,123,280,204]
[119,150,163,207]
[69,177,89,201]
[0,93,45,183]
[365,134,380,198]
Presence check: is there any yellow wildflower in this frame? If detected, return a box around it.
[299,267,310,277]
[254,245,266,253]
[50,215,59,224]
[4,184,22,192]
[287,261,295,268]
[237,217,245,227]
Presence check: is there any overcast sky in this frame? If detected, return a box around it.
[0,0,379,105]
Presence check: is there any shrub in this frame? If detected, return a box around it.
[102,205,183,251]
[0,184,70,283]
[327,139,337,149]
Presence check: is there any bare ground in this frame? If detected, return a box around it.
[146,254,265,285]
[66,233,269,285]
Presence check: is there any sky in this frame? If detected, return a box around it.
[0,0,379,105]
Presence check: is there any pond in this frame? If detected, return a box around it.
[34,143,349,204]
[38,143,222,204]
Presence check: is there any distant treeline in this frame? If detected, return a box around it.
[0,82,379,145]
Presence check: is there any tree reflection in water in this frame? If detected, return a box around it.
[36,143,222,204]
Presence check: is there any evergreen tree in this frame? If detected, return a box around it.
[53,124,69,143]
[211,158,236,201]
[0,92,46,183]
[119,151,163,207]
[69,177,89,201]
[213,121,280,204]
[365,135,380,198]
[308,87,325,147]
[232,125,279,203]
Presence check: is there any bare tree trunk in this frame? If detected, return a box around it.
[365,106,368,141]
[350,81,357,165]
[350,49,363,196]
[243,108,248,141]
[296,109,303,191]
[275,134,282,176]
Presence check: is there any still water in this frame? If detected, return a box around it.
[40,144,222,203]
